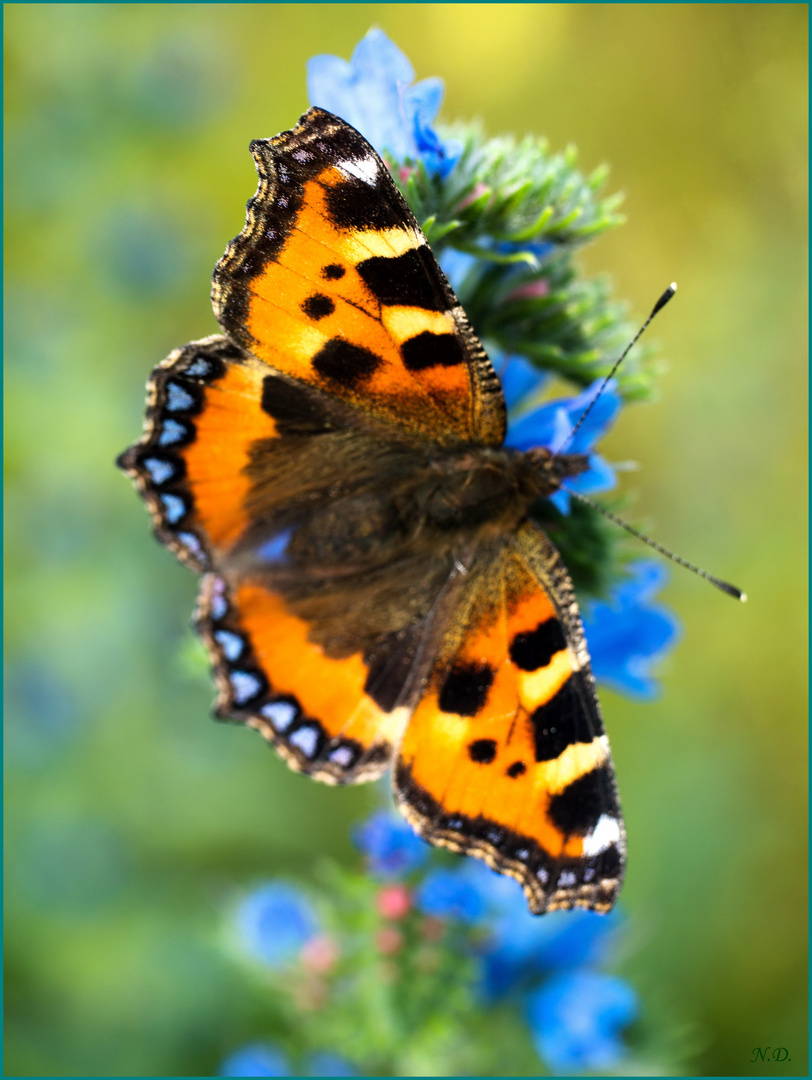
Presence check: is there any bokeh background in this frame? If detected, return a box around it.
[5,4,807,1076]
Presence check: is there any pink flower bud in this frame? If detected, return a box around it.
[376,884,412,920]
[508,279,550,301]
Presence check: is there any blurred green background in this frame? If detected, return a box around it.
[5,4,807,1076]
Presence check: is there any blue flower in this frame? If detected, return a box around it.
[221,1041,292,1077]
[437,248,478,298]
[308,29,460,176]
[305,1052,359,1077]
[526,970,638,1071]
[415,866,487,923]
[235,882,318,967]
[489,352,550,413]
[481,906,621,1001]
[413,857,621,998]
[353,811,429,878]
[584,560,680,699]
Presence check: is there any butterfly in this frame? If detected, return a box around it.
[118,107,625,914]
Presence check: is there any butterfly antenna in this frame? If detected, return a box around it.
[554,283,678,456]
[565,488,747,601]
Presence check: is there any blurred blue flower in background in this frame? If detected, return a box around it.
[235,882,318,967]
[415,866,487,924]
[527,970,638,1071]
[308,28,460,175]
[221,1044,358,1078]
[353,811,429,878]
[221,1041,292,1077]
[584,560,680,698]
[305,1052,358,1077]
[415,856,621,1000]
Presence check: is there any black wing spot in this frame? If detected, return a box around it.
[548,766,613,836]
[260,376,332,433]
[439,662,494,717]
[529,676,594,762]
[591,843,623,882]
[357,249,446,310]
[510,618,568,671]
[401,332,465,371]
[324,176,404,232]
[302,293,335,321]
[321,263,345,280]
[468,738,497,764]
[312,338,383,387]
[506,760,527,778]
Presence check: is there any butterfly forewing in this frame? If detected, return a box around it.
[212,107,505,448]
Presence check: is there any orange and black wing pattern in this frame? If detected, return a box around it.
[395,524,626,914]
[118,333,438,784]
[212,107,505,448]
[119,108,626,913]
[117,335,268,572]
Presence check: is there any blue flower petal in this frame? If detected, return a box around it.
[405,77,461,176]
[504,379,620,454]
[411,857,622,999]
[221,1042,292,1077]
[481,903,621,1000]
[305,1052,359,1077]
[353,811,429,877]
[490,353,548,413]
[235,882,318,967]
[437,248,477,296]
[308,29,458,175]
[527,971,637,1072]
[415,867,487,922]
[496,238,556,265]
[584,560,680,699]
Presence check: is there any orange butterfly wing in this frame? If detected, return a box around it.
[395,524,625,914]
[212,107,505,448]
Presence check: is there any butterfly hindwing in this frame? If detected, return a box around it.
[195,573,412,783]
[394,523,626,914]
[212,107,505,448]
[117,335,272,571]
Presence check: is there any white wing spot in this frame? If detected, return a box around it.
[261,700,298,732]
[328,744,355,767]
[290,724,319,758]
[214,630,243,661]
[338,156,379,185]
[229,671,261,704]
[581,814,622,856]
